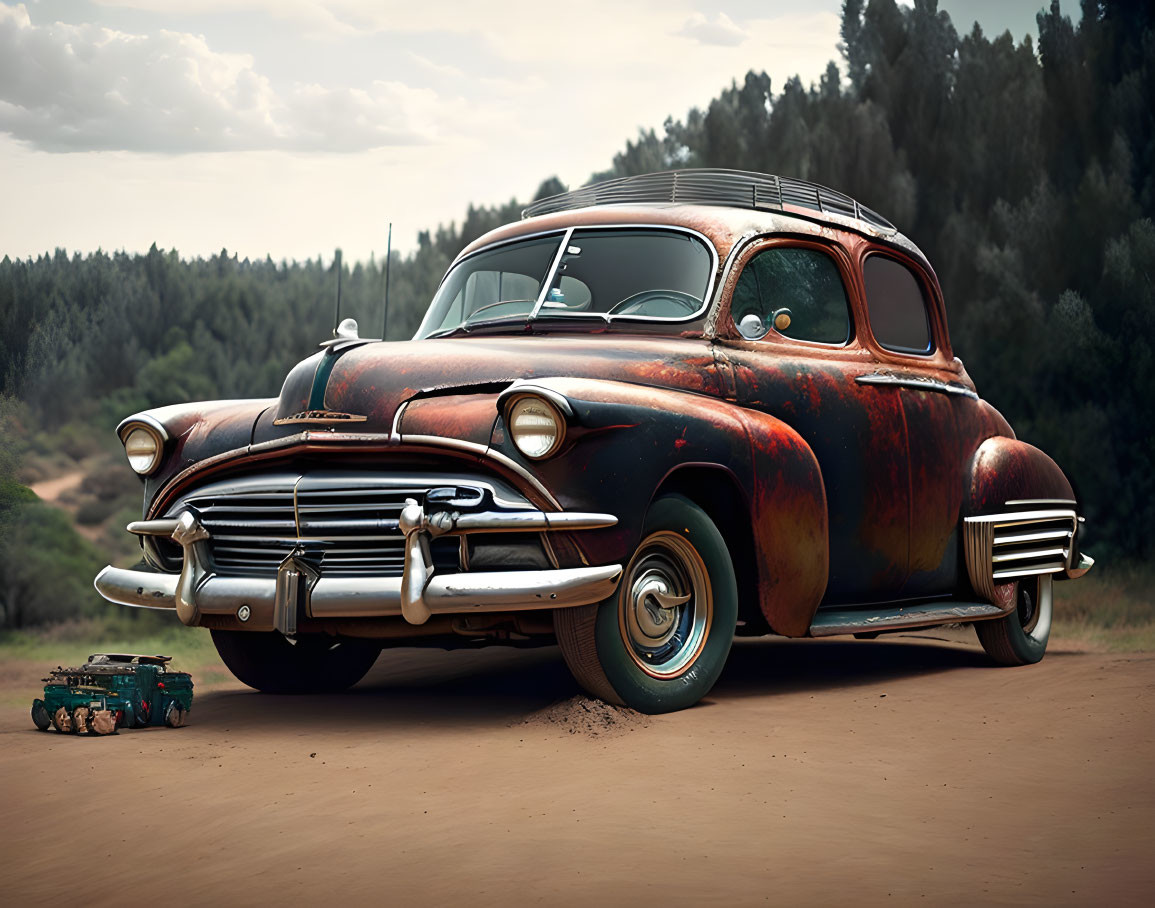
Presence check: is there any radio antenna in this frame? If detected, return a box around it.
[332,248,343,337]
[382,223,392,340]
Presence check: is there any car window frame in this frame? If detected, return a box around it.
[421,224,722,337]
[856,249,950,364]
[722,236,860,351]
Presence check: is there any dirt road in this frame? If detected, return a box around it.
[2,635,1151,906]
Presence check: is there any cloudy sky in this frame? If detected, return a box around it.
[1,0,1045,263]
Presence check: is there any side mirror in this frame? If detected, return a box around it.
[737,313,767,340]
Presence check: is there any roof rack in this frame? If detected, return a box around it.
[522,169,897,234]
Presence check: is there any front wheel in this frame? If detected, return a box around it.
[555,494,738,714]
[211,631,381,694]
[975,575,1053,665]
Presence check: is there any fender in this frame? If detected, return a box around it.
[122,399,276,506]
[965,436,1076,515]
[484,377,829,636]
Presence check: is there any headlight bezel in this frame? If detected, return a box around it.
[504,392,568,461]
[116,415,169,476]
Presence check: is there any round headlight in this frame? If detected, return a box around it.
[123,426,162,475]
[508,396,565,460]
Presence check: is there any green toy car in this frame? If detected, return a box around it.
[31,653,194,735]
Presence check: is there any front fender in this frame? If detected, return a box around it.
[490,377,829,636]
[127,399,276,508]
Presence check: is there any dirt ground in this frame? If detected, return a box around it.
[1,632,1152,907]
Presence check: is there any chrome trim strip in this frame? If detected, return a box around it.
[991,546,1068,564]
[497,382,575,419]
[128,518,180,537]
[115,412,170,444]
[390,399,410,442]
[398,434,561,509]
[855,372,979,399]
[150,431,561,516]
[1005,498,1077,507]
[427,223,721,335]
[529,226,575,320]
[992,563,1068,580]
[809,600,1010,637]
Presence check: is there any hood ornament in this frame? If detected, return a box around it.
[273,409,368,426]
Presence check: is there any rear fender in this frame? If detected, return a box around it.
[965,437,1076,515]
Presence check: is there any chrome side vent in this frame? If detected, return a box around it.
[964,509,1077,602]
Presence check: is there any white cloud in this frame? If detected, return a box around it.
[0,3,450,152]
[0,2,846,262]
[677,11,747,47]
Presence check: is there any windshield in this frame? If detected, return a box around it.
[416,227,714,338]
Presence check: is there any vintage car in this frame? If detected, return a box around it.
[31,653,193,734]
[93,169,1093,713]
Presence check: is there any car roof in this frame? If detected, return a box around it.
[457,169,931,273]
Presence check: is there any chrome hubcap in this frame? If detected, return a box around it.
[619,531,712,679]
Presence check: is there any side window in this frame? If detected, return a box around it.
[862,256,933,354]
[731,246,851,345]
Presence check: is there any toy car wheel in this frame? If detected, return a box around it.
[975,575,1053,666]
[555,494,738,714]
[165,702,185,727]
[52,706,72,733]
[91,710,117,735]
[31,700,51,731]
[210,631,381,694]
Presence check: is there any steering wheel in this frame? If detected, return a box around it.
[607,290,702,316]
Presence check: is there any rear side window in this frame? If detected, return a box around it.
[863,256,933,354]
[731,246,851,344]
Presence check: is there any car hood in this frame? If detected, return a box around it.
[256,334,724,443]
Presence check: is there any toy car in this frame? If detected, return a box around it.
[31,653,193,734]
[92,169,1093,713]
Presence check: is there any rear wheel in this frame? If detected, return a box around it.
[975,575,1053,665]
[555,494,738,714]
[211,631,380,694]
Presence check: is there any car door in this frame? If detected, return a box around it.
[856,250,968,599]
[715,237,912,605]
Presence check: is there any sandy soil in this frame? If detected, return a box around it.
[26,469,105,543]
[28,470,85,503]
[2,634,1152,906]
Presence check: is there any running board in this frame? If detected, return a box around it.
[809,600,1009,637]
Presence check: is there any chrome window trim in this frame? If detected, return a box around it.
[528,226,576,319]
[422,223,721,335]
[723,239,858,348]
[861,251,937,358]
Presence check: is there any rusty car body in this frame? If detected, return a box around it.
[94,170,1094,712]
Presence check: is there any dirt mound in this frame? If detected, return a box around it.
[521,695,651,737]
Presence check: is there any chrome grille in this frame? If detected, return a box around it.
[163,470,523,578]
[964,509,1077,601]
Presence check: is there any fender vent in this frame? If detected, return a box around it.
[964,509,1077,602]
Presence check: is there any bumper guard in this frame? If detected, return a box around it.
[94,500,622,630]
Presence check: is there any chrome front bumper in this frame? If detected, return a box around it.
[94,500,622,631]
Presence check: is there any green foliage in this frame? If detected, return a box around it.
[0,480,105,627]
